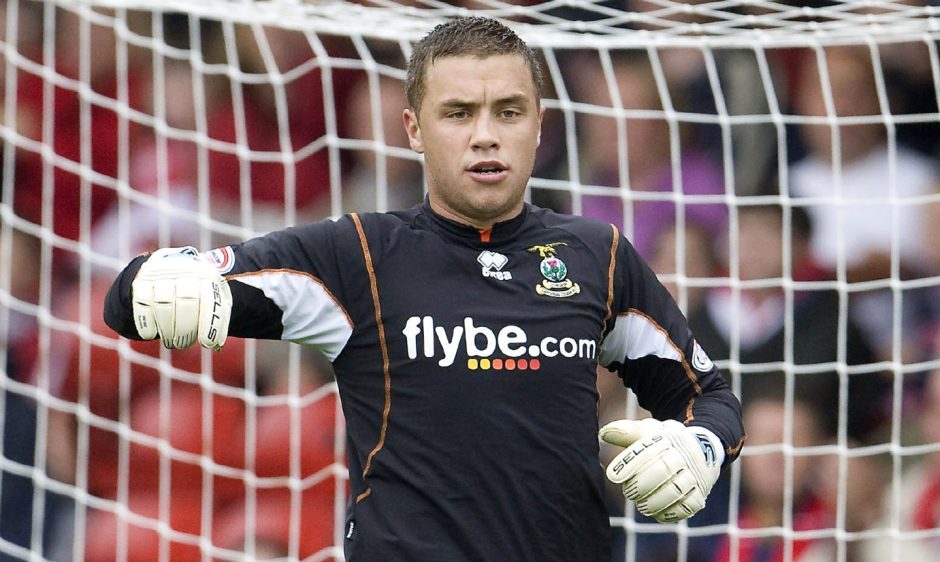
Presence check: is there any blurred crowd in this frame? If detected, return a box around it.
[2,1,940,562]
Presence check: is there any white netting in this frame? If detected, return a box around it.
[2,1,940,561]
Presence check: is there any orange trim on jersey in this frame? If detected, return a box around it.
[685,397,696,424]
[478,228,492,242]
[351,213,393,502]
[601,225,619,338]
[624,307,703,396]
[727,435,746,458]
[685,400,747,463]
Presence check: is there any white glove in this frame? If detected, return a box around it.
[131,246,232,350]
[600,418,722,523]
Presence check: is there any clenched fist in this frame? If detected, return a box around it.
[600,418,722,523]
[131,246,232,350]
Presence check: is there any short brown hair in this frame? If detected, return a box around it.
[405,16,543,114]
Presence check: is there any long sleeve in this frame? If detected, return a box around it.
[102,216,362,359]
[103,254,148,340]
[598,232,745,465]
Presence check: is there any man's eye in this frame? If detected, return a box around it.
[448,111,469,119]
[501,110,521,118]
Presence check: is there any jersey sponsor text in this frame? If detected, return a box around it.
[402,316,596,368]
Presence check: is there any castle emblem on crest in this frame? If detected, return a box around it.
[527,243,580,298]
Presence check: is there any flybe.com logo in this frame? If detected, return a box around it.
[402,316,597,370]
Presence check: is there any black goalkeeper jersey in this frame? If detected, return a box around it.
[105,200,744,562]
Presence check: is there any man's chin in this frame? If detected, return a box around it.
[466,197,522,224]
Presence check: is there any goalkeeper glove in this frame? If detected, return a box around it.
[131,246,232,351]
[600,418,722,523]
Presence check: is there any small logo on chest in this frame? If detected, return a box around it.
[527,243,581,298]
[477,250,512,280]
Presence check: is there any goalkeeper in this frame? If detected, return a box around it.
[104,16,744,562]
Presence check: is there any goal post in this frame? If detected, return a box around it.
[2,1,940,561]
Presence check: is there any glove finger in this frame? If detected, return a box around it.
[606,447,635,485]
[153,279,198,349]
[636,464,696,516]
[598,418,663,447]
[198,277,229,350]
[131,280,158,340]
[599,418,655,448]
[604,419,673,484]
[605,438,663,486]
[650,486,705,524]
[654,488,705,523]
[171,278,200,349]
[625,447,687,500]
[651,502,697,524]
[151,280,179,348]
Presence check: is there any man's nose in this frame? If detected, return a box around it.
[470,114,499,150]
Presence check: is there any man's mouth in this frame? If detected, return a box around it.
[468,163,508,184]
[471,165,505,174]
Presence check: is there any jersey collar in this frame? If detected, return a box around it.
[419,198,530,246]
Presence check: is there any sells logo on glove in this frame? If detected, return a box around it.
[206,280,227,343]
[610,434,664,476]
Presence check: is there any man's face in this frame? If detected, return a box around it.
[403,54,544,229]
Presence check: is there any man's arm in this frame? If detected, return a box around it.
[103,217,361,359]
[597,231,744,523]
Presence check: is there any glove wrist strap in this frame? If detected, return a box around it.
[687,426,725,468]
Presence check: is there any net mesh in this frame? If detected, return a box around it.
[2,1,940,561]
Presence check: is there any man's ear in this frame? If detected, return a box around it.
[403,108,424,153]
[537,105,545,147]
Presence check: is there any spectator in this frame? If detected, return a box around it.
[13,7,149,275]
[907,185,940,363]
[689,202,887,442]
[569,50,728,262]
[713,395,830,562]
[45,280,342,561]
[28,29,348,548]
[90,56,206,261]
[212,346,342,560]
[810,444,890,562]
[787,44,939,359]
[855,367,940,561]
[44,279,248,562]
[646,221,721,315]
[0,224,65,560]
[204,23,357,231]
[340,73,424,213]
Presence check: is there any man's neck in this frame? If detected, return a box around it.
[426,197,523,231]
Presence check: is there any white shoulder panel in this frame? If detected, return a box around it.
[235,270,353,362]
[598,311,683,369]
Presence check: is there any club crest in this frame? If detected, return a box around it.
[527,243,580,298]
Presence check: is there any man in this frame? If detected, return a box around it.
[104,16,744,561]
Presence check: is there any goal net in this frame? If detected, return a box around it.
[1,0,939,561]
